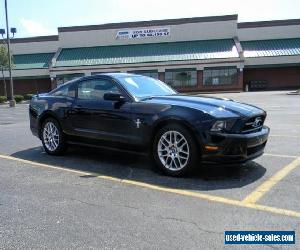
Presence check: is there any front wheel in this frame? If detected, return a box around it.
[41,118,67,155]
[153,124,200,177]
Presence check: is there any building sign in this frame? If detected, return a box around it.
[116,27,170,40]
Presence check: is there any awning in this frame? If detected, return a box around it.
[241,38,300,58]
[54,39,238,67]
[12,53,54,70]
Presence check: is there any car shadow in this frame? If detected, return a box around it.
[11,146,266,192]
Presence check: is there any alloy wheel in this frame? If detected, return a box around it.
[43,122,60,152]
[157,130,190,171]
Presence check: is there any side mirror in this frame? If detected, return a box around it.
[103,92,125,102]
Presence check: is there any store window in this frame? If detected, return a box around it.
[165,69,197,87]
[56,73,84,86]
[129,70,158,79]
[203,67,237,86]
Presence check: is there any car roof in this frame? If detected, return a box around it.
[59,73,144,87]
[92,72,138,78]
[71,73,143,83]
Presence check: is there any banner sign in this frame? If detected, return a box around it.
[116,27,170,40]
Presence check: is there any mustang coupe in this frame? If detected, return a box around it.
[29,73,270,176]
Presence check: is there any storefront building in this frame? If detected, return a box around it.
[1,14,300,95]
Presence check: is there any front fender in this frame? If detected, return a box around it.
[152,104,214,133]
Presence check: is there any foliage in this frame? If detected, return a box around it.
[24,93,35,100]
[0,44,10,69]
[0,44,13,98]
[14,95,24,103]
[0,96,7,103]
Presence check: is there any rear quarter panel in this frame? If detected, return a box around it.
[30,96,74,137]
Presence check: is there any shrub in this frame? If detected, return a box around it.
[24,93,34,100]
[0,96,7,103]
[14,95,24,103]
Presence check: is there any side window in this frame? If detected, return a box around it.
[77,79,120,101]
[51,83,76,98]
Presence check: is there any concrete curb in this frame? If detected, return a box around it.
[287,91,300,95]
[0,100,30,106]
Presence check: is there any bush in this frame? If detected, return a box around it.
[14,95,24,103]
[24,93,34,100]
[0,96,7,103]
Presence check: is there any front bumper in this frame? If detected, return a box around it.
[201,126,270,165]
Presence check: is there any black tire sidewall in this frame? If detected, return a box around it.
[41,118,67,155]
[153,124,199,177]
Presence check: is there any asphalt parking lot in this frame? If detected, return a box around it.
[0,91,299,249]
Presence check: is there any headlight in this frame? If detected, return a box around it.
[210,120,236,132]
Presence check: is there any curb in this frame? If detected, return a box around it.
[287,91,300,95]
[0,100,30,106]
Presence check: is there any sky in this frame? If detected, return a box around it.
[1,0,300,38]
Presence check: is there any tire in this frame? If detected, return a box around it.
[41,117,67,155]
[153,124,200,177]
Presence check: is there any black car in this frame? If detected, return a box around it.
[29,73,270,176]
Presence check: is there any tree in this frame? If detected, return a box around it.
[0,44,13,98]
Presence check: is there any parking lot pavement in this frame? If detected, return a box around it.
[0,91,299,249]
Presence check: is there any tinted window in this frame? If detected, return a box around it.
[203,67,238,86]
[165,69,197,87]
[77,79,120,101]
[118,76,176,99]
[51,83,76,97]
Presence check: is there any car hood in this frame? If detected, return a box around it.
[141,95,265,118]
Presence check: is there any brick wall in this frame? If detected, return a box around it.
[0,78,52,96]
[244,67,300,90]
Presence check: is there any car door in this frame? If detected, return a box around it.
[68,77,134,144]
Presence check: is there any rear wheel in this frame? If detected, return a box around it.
[153,124,200,176]
[41,118,67,155]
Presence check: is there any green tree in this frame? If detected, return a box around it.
[0,44,13,98]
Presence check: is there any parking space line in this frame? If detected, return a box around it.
[1,153,300,219]
[242,157,300,204]
[269,134,300,138]
[263,153,298,158]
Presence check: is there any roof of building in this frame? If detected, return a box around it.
[58,15,238,33]
[4,35,59,44]
[54,39,238,67]
[13,53,55,69]
[241,38,300,57]
[238,18,300,29]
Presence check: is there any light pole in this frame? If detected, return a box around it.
[3,0,16,107]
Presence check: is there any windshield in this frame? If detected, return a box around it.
[118,75,177,99]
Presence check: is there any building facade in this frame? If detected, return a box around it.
[1,14,300,96]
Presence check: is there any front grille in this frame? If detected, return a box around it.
[241,115,265,133]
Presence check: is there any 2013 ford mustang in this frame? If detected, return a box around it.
[29,73,270,176]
